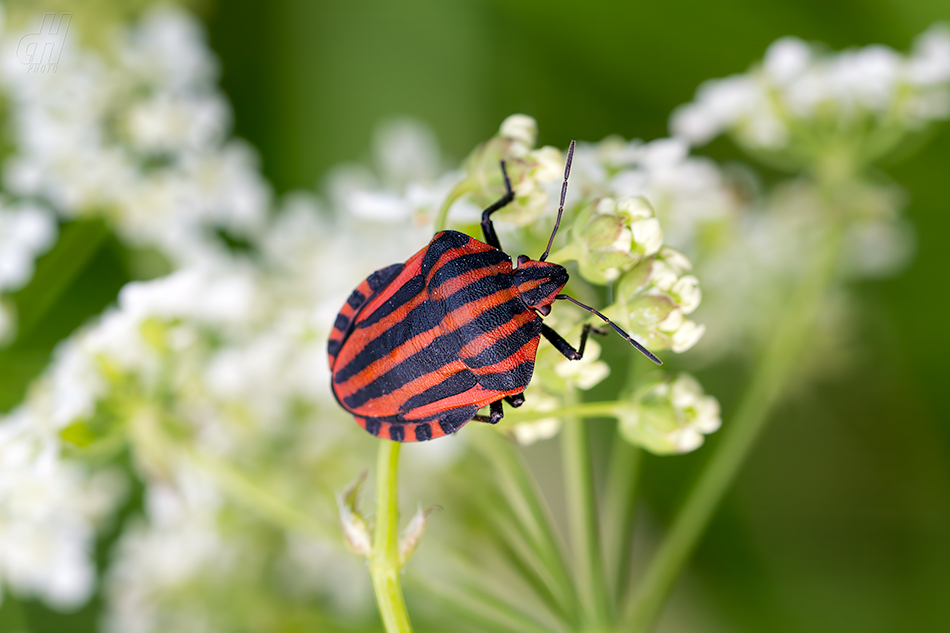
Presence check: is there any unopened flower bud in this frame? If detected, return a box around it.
[607,246,706,352]
[617,373,721,454]
[499,114,538,151]
[558,196,663,284]
[454,116,563,226]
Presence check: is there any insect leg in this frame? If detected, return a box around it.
[556,294,663,365]
[473,399,505,424]
[480,161,515,250]
[541,323,605,360]
[504,393,525,408]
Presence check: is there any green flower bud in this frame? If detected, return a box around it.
[617,372,721,454]
[608,246,706,353]
[456,115,563,226]
[558,196,663,284]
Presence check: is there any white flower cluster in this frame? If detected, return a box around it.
[671,26,950,153]
[0,5,269,267]
[0,412,123,607]
[571,136,744,263]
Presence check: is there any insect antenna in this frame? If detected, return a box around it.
[539,140,576,262]
[556,294,663,365]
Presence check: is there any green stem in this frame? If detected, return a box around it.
[471,429,579,624]
[561,389,611,631]
[624,226,843,631]
[506,402,621,424]
[14,219,109,341]
[603,347,647,604]
[602,440,642,604]
[434,180,475,232]
[370,441,413,633]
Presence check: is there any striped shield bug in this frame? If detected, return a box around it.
[328,140,662,442]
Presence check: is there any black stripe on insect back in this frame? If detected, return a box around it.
[439,273,519,312]
[338,276,521,384]
[420,231,473,274]
[427,249,509,290]
[367,263,404,293]
[438,407,478,435]
[341,297,529,408]
[342,332,466,409]
[399,370,477,412]
[465,319,542,369]
[356,274,426,330]
[334,298,446,383]
[476,360,535,392]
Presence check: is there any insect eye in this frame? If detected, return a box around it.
[538,304,551,316]
[517,255,530,266]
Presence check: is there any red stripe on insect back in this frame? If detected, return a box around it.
[331,290,430,373]
[456,308,538,359]
[399,383,507,420]
[467,335,540,376]
[332,325,448,400]
[440,287,521,334]
[428,259,511,297]
[334,284,521,400]
[327,277,377,368]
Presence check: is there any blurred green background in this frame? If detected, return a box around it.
[3,0,949,631]
[207,1,950,630]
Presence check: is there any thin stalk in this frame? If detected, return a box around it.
[471,429,579,622]
[561,389,611,631]
[603,350,648,604]
[186,447,328,539]
[369,441,413,633]
[602,440,642,604]
[434,180,475,232]
[624,226,843,631]
[505,402,621,424]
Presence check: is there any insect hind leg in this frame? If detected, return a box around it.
[480,161,515,250]
[473,399,505,424]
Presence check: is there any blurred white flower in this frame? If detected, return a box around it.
[0,203,57,290]
[0,5,270,268]
[617,373,721,454]
[0,412,124,608]
[671,26,950,159]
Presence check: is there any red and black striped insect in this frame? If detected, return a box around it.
[328,141,662,442]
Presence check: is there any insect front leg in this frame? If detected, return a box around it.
[541,323,607,360]
[473,399,505,424]
[480,161,515,251]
